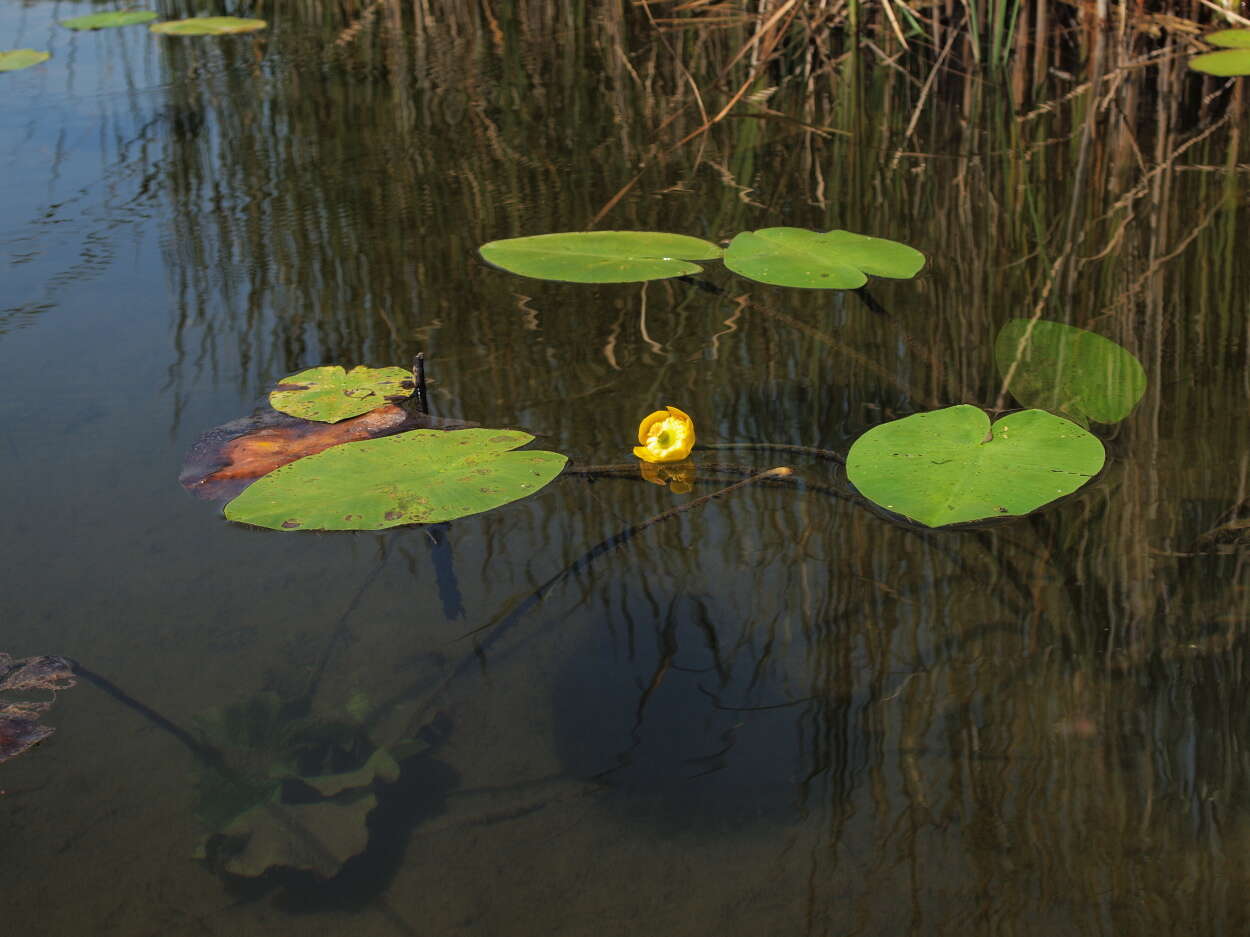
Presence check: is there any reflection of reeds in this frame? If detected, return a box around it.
[148,5,1250,924]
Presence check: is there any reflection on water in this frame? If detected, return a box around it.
[3,1,1250,935]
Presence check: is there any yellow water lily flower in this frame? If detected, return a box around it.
[634,406,695,463]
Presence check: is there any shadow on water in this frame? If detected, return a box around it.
[236,744,461,914]
[552,593,815,832]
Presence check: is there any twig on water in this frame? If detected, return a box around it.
[411,353,429,415]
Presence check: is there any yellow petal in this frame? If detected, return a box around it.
[637,410,670,445]
[664,405,693,426]
[633,444,660,462]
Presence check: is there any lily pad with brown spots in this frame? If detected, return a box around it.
[223,428,567,531]
[269,365,414,423]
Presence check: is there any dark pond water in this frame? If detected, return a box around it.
[4,3,1250,935]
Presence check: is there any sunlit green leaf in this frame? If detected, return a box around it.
[224,429,567,530]
[1204,28,1250,48]
[846,405,1105,528]
[61,11,158,30]
[1189,48,1250,76]
[995,319,1146,425]
[723,227,925,289]
[479,231,723,283]
[268,365,414,423]
[0,50,51,72]
[150,17,268,36]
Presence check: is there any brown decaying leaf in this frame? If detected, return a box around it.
[180,404,475,502]
[0,654,77,764]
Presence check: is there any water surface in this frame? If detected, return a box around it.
[3,4,1250,936]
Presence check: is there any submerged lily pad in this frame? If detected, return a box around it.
[0,50,51,72]
[723,227,925,289]
[479,231,723,283]
[215,793,378,879]
[995,319,1146,425]
[1189,48,1250,76]
[180,404,473,502]
[269,365,414,423]
[150,16,268,36]
[224,428,567,530]
[193,691,414,880]
[0,654,77,764]
[846,405,1105,527]
[61,11,158,30]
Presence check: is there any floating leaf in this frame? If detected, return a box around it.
[268,365,414,423]
[995,319,1146,425]
[224,429,567,530]
[180,404,473,502]
[1189,48,1250,76]
[0,50,51,72]
[723,227,925,289]
[846,406,1105,527]
[0,654,77,764]
[61,11,158,30]
[479,231,723,283]
[150,16,268,36]
[1205,28,1250,47]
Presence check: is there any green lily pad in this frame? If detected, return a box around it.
[269,365,414,423]
[1204,28,1250,48]
[0,50,51,72]
[479,231,723,283]
[723,227,925,289]
[995,319,1146,425]
[61,11,158,30]
[150,16,268,36]
[1189,48,1250,76]
[224,428,567,531]
[846,405,1105,528]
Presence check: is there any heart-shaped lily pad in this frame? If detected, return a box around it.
[479,231,723,283]
[269,365,414,423]
[0,50,51,72]
[1190,48,1250,76]
[61,11,157,30]
[723,227,925,289]
[846,405,1105,527]
[150,17,268,36]
[224,428,567,530]
[995,319,1146,425]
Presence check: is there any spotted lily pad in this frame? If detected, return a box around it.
[723,227,925,289]
[479,231,723,283]
[269,365,414,423]
[224,428,567,531]
[150,16,268,36]
[995,319,1146,425]
[846,405,1105,527]
[61,11,158,30]
[0,50,51,72]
